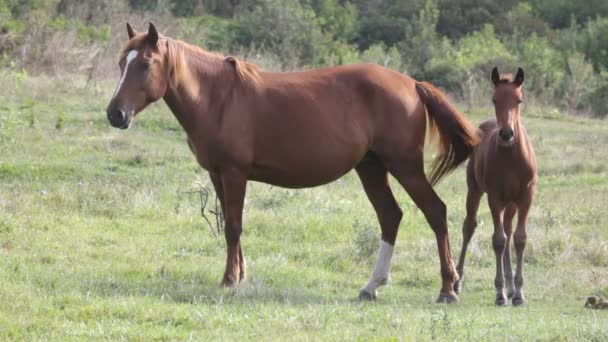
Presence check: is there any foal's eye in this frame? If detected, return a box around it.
[518,99,523,104]
[492,98,496,104]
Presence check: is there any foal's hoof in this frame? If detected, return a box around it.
[436,291,459,304]
[512,296,526,306]
[495,294,508,306]
[358,290,377,302]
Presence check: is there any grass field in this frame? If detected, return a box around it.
[1,72,607,340]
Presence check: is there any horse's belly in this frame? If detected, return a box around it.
[249,149,365,189]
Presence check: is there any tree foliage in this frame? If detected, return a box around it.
[1,0,607,116]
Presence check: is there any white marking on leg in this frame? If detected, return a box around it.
[361,240,394,295]
[111,50,138,100]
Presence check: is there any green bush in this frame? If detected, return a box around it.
[578,17,608,72]
[589,72,608,118]
[233,0,323,67]
[516,34,566,101]
[561,52,599,112]
[360,43,403,71]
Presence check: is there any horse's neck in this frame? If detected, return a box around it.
[162,51,232,138]
[497,120,531,160]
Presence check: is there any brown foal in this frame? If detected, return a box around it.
[454,67,537,305]
[105,23,479,303]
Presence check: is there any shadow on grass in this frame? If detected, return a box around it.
[77,271,347,306]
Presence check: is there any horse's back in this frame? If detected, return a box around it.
[243,63,425,188]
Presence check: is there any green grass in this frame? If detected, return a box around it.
[1,72,607,340]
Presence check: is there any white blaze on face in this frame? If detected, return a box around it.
[111,50,139,101]
[361,240,394,295]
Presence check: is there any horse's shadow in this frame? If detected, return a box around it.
[79,270,350,305]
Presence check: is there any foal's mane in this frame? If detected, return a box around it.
[495,74,514,84]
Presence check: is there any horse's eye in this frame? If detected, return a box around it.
[518,99,523,104]
[492,98,496,104]
[142,63,151,72]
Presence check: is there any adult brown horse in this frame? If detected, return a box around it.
[105,23,479,303]
[454,67,537,306]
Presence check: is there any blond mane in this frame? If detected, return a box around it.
[165,39,262,88]
[225,56,262,84]
[118,36,262,101]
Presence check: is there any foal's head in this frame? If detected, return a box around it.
[106,23,173,129]
[491,67,525,147]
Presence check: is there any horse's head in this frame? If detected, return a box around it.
[491,66,524,147]
[106,23,170,129]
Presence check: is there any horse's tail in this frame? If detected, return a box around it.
[415,81,480,186]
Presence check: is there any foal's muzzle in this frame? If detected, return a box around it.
[498,128,515,145]
[106,108,132,129]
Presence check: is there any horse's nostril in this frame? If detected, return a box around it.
[107,108,129,128]
[499,128,514,141]
[107,109,125,123]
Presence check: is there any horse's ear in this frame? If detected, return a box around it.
[126,22,137,39]
[147,22,159,46]
[491,66,500,86]
[225,56,237,67]
[514,67,525,87]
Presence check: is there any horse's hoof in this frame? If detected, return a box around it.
[220,274,239,287]
[495,298,508,306]
[512,296,526,306]
[436,291,459,304]
[358,290,377,302]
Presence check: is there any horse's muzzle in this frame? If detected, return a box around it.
[498,128,515,146]
[107,108,132,129]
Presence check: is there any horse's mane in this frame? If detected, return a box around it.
[226,56,262,84]
[118,36,262,100]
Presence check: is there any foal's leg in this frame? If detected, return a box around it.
[454,162,483,295]
[488,196,508,306]
[503,204,517,299]
[389,161,459,303]
[218,169,247,287]
[355,159,403,301]
[513,193,533,306]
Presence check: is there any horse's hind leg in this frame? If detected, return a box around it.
[454,162,483,295]
[503,204,517,299]
[355,158,403,301]
[387,159,459,303]
[513,192,533,306]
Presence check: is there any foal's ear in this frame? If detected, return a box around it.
[514,67,525,87]
[491,66,500,86]
[126,22,137,39]
[147,22,159,46]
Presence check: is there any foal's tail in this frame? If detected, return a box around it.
[415,82,480,186]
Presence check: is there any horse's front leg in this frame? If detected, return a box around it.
[210,172,246,283]
[488,196,507,306]
[217,169,248,287]
[513,192,533,306]
[502,204,518,299]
